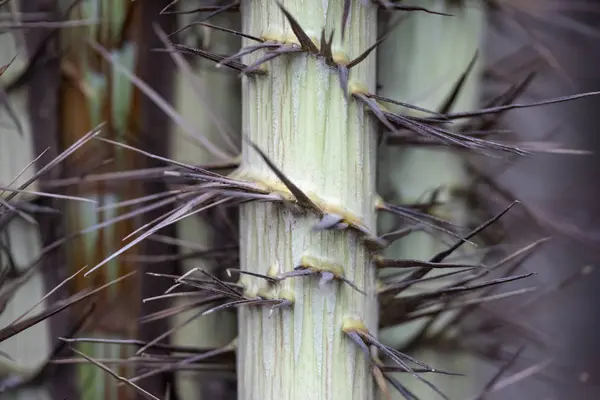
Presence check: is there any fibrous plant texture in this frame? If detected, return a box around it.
[234,1,378,400]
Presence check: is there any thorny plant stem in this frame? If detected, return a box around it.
[377,0,485,398]
[236,1,378,399]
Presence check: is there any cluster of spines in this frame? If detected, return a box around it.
[4,1,600,398]
[71,2,600,398]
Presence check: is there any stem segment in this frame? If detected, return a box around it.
[236,1,378,399]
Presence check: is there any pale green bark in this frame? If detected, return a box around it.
[0,9,51,399]
[169,4,239,398]
[377,1,484,398]
[235,1,378,399]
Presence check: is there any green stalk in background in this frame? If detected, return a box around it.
[0,4,50,399]
[235,1,378,399]
[169,3,240,399]
[377,1,484,398]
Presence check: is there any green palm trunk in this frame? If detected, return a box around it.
[235,1,379,399]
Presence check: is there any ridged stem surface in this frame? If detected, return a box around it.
[237,1,378,399]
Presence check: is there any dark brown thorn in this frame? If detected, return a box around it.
[194,268,244,298]
[431,200,519,263]
[365,332,459,376]
[169,44,261,74]
[384,111,485,152]
[246,139,322,213]
[395,201,519,291]
[380,267,476,295]
[336,275,367,295]
[129,343,234,383]
[380,203,468,242]
[226,268,278,284]
[347,14,406,69]
[385,202,463,230]
[380,1,453,16]
[319,29,335,65]
[202,299,255,316]
[276,269,316,280]
[437,50,479,115]
[405,272,535,307]
[59,337,229,355]
[84,194,232,277]
[486,70,537,110]
[2,125,102,205]
[347,36,385,69]
[365,334,451,400]
[382,372,419,400]
[155,277,243,297]
[276,1,319,54]
[194,22,264,42]
[69,347,159,400]
[240,298,286,308]
[139,295,226,324]
[161,1,239,16]
[445,237,549,292]
[241,46,303,75]
[164,283,236,300]
[388,112,531,156]
[159,0,179,15]
[365,92,446,118]
[376,257,482,270]
[169,19,263,43]
[363,234,391,251]
[380,366,464,376]
[148,272,242,289]
[354,93,398,132]
[16,301,97,390]
[0,272,134,343]
[217,43,280,68]
[444,90,600,121]
[379,226,419,243]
